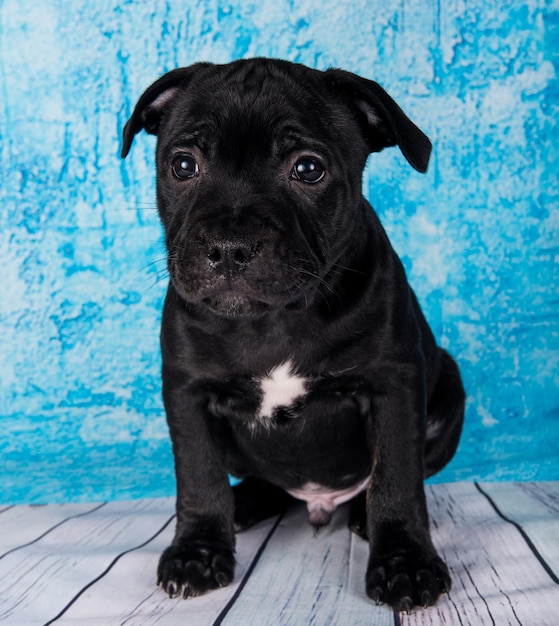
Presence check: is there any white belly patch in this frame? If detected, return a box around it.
[257,361,307,419]
[286,476,371,526]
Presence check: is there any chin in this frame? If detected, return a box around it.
[201,293,273,319]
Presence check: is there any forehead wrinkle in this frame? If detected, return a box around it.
[166,67,340,167]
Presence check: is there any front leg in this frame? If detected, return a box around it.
[157,371,235,599]
[365,376,450,611]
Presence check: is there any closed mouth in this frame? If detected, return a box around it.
[201,292,272,318]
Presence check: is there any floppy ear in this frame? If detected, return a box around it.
[326,69,432,173]
[121,64,210,158]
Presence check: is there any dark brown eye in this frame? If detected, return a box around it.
[292,158,325,184]
[172,154,199,179]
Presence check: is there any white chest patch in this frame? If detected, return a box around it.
[257,361,307,419]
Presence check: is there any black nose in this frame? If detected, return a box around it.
[206,237,258,272]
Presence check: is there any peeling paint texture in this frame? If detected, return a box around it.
[1,1,558,504]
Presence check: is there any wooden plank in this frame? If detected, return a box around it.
[398,483,559,626]
[478,481,559,578]
[0,502,105,554]
[0,499,174,624]
[54,515,279,625]
[219,502,393,626]
[1,483,558,625]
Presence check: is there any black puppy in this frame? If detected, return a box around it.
[121,58,465,612]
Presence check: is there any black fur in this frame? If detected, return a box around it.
[121,58,465,611]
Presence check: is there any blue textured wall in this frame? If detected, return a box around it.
[1,1,558,504]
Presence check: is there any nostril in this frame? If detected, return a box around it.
[207,247,222,263]
[233,246,256,266]
[205,239,258,271]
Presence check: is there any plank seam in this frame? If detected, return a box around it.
[474,482,559,585]
[212,510,287,626]
[0,506,14,515]
[0,502,107,562]
[42,513,176,625]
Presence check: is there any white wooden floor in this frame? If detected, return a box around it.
[0,482,558,625]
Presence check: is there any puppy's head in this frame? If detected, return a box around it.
[122,59,431,319]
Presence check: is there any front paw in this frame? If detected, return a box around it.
[366,549,450,611]
[157,543,235,599]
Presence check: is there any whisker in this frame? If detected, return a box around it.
[331,262,367,276]
[144,257,169,271]
[111,204,159,213]
[288,265,338,312]
[294,266,338,298]
[140,273,170,298]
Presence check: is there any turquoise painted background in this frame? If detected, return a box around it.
[1,0,558,505]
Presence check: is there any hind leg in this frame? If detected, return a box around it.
[233,477,296,532]
[348,490,368,540]
[424,348,465,479]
